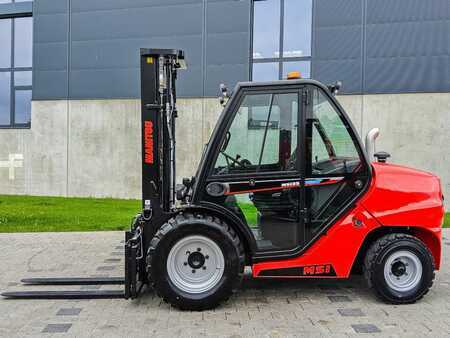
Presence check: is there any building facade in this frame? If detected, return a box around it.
[0,0,449,209]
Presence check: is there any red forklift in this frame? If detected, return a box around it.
[3,49,445,310]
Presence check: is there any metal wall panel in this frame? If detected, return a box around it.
[312,0,363,94]
[32,0,68,99]
[204,0,251,97]
[313,0,450,94]
[33,0,251,100]
[364,0,450,93]
[32,0,448,98]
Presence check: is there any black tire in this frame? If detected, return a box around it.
[147,212,245,310]
[363,233,435,304]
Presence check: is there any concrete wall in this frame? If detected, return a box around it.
[0,94,448,210]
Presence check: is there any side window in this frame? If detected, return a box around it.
[213,92,298,176]
[309,89,361,176]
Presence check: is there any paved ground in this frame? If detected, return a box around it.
[0,230,449,338]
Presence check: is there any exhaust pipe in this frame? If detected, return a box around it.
[365,128,380,162]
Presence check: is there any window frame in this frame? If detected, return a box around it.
[250,0,313,81]
[209,86,302,180]
[0,13,32,129]
[305,85,368,178]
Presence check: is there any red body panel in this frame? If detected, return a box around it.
[252,162,445,278]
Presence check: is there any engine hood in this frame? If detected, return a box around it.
[361,162,444,229]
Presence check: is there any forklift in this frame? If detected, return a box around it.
[2,49,444,310]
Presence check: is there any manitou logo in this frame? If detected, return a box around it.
[144,120,154,164]
[0,154,23,180]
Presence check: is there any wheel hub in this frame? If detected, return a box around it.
[391,261,406,277]
[167,235,225,294]
[383,250,422,293]
[188,251,205,269]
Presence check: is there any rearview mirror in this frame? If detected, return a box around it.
[219,84,230,106]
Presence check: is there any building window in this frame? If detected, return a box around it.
[252,0,312,81]
[0,16,33,128]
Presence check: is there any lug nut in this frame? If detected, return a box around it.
[186,251,190,255]
[192,270,196,273]
[183,262,187,266]
[202,266,207,270]
[205,255,209,259]
[197,248,201,252]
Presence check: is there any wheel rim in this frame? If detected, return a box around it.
[167,235,225,294]
[383,250,423,293]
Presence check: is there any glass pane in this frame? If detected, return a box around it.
[14,89,31,124]
[15,0,33,2]
[310,89,360,175]
[214,92,298,175]
[252,62,279,82]
[283,0,312,57]
[253,0,280,59]
[0,72,11,125]
[283,61,311,79]
[14,71,32,86]
[0,19,11,68]
[14,17,33,68]
[0,0,12,4]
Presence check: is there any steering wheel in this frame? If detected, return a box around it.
[220,151,252,170]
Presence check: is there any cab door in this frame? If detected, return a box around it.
[303,85,370,246]
[201,87,305,255]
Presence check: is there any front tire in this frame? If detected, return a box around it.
[147,213,245,310]
[364,233,435,304]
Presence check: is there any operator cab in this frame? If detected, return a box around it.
[192,78,371,259]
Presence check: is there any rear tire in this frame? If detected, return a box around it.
[147,213,245,310]
[364,233,435,304]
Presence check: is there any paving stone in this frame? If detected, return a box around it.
[337,308,365,317]
[351,324,381,333]
[56,308,82,316]
[104,258,121,263]
[42,323,72,333]
[114,246,123,250]
[96,266,115,271]
[7,282,19,286]
[1,230,450,338]
[111,251,123,256]
[328,295,352,303]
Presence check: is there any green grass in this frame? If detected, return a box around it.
[0,195,140,233]
[0,195,448,233]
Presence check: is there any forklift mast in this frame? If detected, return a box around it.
[139,49,186,217]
